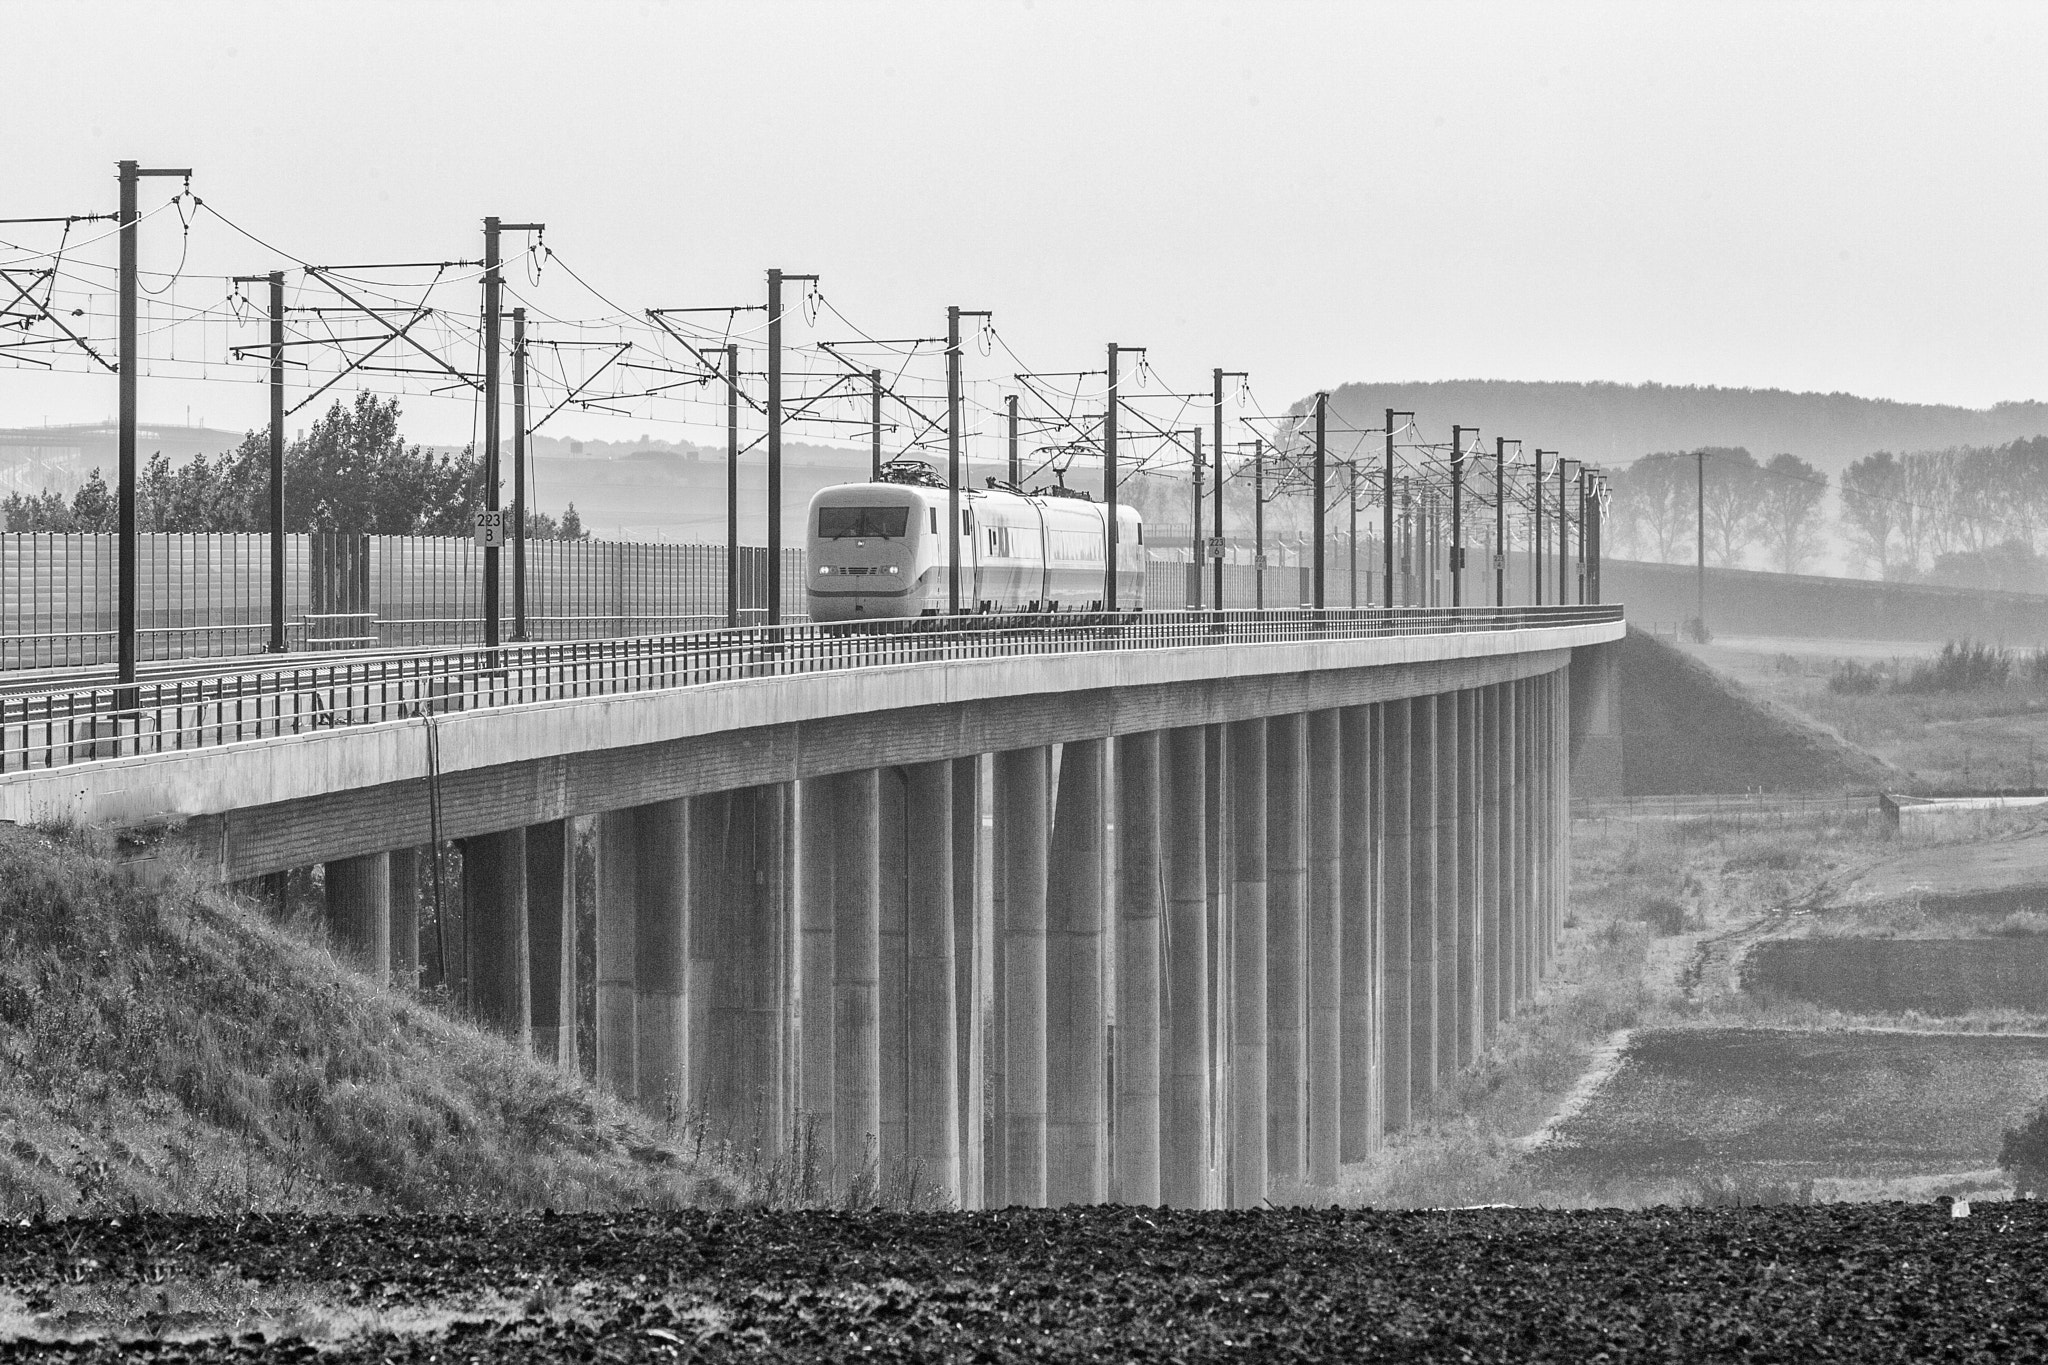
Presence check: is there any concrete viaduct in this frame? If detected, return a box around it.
[0,606,1624,1209]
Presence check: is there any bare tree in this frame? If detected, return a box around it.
[1754,452,1827,573]
[1608,450,1695,563]
[1698,447,1762,568]
[1838,449,1903,578]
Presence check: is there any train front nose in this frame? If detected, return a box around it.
[811,559,912,619]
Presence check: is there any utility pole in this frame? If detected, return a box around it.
[1313,392,1329,610]
[1588,472,1605,603]
[1493,437,1509,608]
[1348,460,1360,608]
[117,159,190,703]
[870,369,883,481]
[234,269,287,651]
[1105,343,1145,611]
[1190,430,1204,609]
[1212,369,1247,611]
[481,217,543,649]
[766,268,817,627]
[511,307,528,641]
[1381,409,1414,608]
[947,305,991,614]
[1559,457,1572,607]
[1006,394,1020,486]
[726,344,741,628]
[1576,466,1589,604]
[1253,438,1266,609]
[1450,425,1469,608]
[1532,450,1555,606]
[1696,448,1707,637]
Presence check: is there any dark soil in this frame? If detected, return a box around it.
[3,1203,2046,1361]
[1538,1028,2048,1182]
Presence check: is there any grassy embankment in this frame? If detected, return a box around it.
[0,822,742,1218]
[1699,638,2048,791]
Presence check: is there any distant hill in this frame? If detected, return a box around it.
[1317,381,2048,473]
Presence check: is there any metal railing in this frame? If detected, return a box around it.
[0,604,1621,775]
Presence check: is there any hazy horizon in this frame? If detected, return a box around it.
[3,0,2046,460]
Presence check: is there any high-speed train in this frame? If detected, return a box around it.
[806,461,1145,621]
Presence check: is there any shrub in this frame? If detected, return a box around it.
[1682,1173,1816,1207]
[1636,896,1688,936]
[1898,640,2012,694]
[1827,661,1885,695]
[1999,1102,2048,1195]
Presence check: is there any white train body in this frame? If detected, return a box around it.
[806,478,1145,622]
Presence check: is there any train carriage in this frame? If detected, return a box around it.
[806,461,1144,622]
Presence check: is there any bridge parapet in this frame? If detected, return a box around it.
[0,605,1619,776]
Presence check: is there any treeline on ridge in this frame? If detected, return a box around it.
[1,392,587,540]
[1607,437,2048,591]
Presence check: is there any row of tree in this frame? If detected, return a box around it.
[1607,436,2048,588]
[1837,438,2048,588]
[0,393,587,539]
[1605,448,1830,573]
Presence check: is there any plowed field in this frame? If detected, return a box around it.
[0,1203,2042,1361]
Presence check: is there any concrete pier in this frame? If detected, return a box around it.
[1228,717,1268,1207]
[695,786,787,1158]
[525,819,574,1068]
[1379,699,1412,1132]
[388,847,419,988]
[1407,698,1436,1116]
[595,811,638,1102]
[1162,725,1210,1207]
[833,768,882,1200]
[463,828,529,1047]
[951,755,985,1209]
[905,761,960,1206]
[1047,737,1105,1206]
[633,800,688,1119]
[798,777,836,1170]
[1305,709,1342,1187]
[324,850,390,985]
[1480,687,1503,1040]
[1338,704,1377,1160]
[1266,712,1306,1186]
[1454,690,1478,1069]
[1434,693,1460,1085]
[999,745,1050,1206]
[1113,730,1163,1207]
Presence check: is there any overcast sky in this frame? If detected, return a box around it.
[5,0,2046,447]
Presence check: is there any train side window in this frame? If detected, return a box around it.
[929,508,938,534]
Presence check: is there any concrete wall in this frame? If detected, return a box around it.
[1,619,1619,882]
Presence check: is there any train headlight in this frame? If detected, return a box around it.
[817,566,831,575]
[887,566,899,574]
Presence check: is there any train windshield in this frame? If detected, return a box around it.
[817,506,910,539]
